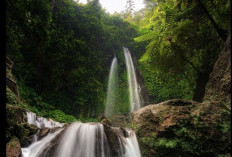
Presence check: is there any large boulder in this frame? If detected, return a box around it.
[39,128,50,139]
[131,99,231,157]
[6,104,39,146]
[204,35,231,108]
[6,137,22,157]
[21,123,39,147]
[107,114,130,127]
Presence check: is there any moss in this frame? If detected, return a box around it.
[133,101,231,157]
[127,123,139,132]
[23,123,39,135]
[6,87,18,105]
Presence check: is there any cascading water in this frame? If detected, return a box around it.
[112,127,142,157]
[21,51,144,157]
[105,57,119,117]
[21,111,142,157]
[21,129,63,157]
[123,47,143,113]
[26,111,64,129]
[21,111,64,157]
[55,122,111,157]
[123,130,142,157]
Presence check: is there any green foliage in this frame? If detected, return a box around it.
[6,0,141,119]
[6,87,18,105]
[48,110,77,123]
[132,0,230,102]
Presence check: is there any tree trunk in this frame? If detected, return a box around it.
[192,70,211,102]
[197,0,227,42]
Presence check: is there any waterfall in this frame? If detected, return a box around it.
[123,130,142,157]
[26,111,64,129]
[112,127,142,157]
[21,111,64,157]
[105,57,119,117]
[21,129,63,157]
[123,47,143,113]
[21,111,142,157]
[55,122,111,157]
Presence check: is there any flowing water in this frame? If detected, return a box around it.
[112,127,142,157]
[123,130,142,157]
[21,111,64,157]
[22,112,142,157]
[21,129,63,157]
[123,47,143,113]
[55,122,111,157]
[21,51,143,157]
[105,57,119,117]
[26,111,64,128]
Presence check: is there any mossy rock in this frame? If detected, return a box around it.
[6,87,18,105]
[107,114,130,127]
[23,123,39,135]
[6,104,38,145]
[131,99,231,157]
[6,104,27,125]
[103,124,121,157]
[6,136,22,157]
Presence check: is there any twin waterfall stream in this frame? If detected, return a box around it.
[21,48,142,157]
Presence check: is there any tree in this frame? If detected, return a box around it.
[134,0,229,102]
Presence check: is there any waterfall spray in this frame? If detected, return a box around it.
[105,57,119,117]
[123,47,142,113]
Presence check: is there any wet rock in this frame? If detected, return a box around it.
[6,137,21,157]
[39,128,50,139]
[107,114,130,127]
[38,125,69,157]
[120,127,129,138]
[100,118,112,126]
[23,123,39,135]
[103,124,121,157]
[98,114,106,122]
[21,124,39,147]
[131,99,231,157]
[50,127,61,133]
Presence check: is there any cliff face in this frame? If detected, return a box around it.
[204,35,231,108]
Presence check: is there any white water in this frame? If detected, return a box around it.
[123,47,143,113]
[112,127,142,157]
[123,130,142,157]
[22,111,142,157]
[21,129,63,157]
[105,57,119,117]
[26,111,64,128]
[55,122,111,157]
[21,111,64,157]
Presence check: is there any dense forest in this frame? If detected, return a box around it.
[6,0,231,157]
[6,0,230,121]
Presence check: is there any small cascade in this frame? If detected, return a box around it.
[55,122,111,157]
[26,111,64,128]
[112,127,142,157]
[21,112,142,157]
[123,47,143,113]
[21,129,63,157]
[22,111,64,157]
[123,130,142,157]
[105,57,119,117]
